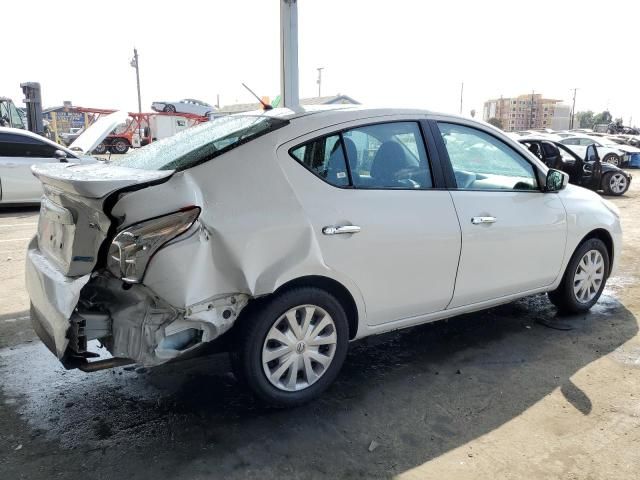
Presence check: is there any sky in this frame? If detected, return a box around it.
[3,0,639,124]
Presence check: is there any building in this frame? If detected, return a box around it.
[217,94,359,115]
[483,94,571,131]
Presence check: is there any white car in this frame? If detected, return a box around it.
[560,134,640,166]
[25,107,621,406]
[0,111,128,205]
[151,99,216,117]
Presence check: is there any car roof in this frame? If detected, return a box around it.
[0,127,78,158]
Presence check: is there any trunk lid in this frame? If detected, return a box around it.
[31,162,174,276]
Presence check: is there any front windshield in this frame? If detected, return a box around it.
[112,115,288,171]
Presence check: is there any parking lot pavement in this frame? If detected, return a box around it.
[1,182,640,480]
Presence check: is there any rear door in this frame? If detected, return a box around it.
[0,132,59,202]
[278,117,461,326]
[430,120,567,308]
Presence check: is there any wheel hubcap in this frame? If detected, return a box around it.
[573,250,605,304]
[262,305,337,392]
[610,173,627,193]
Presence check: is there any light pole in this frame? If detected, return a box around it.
[130,48,142,114]
[280,0,299,108]
[317,67,324,98]
[459,81,464,115]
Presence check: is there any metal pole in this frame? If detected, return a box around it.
[280,0,300,108]
[317,67,324,98]
[133,49,142,114]
[459,82,464,115]
[570,88,577,129]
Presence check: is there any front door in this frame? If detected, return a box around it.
[433,121,567,308]
[279,119,461,326]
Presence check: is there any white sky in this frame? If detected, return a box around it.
[3,0,639,124]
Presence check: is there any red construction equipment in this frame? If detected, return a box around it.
[71,107,209,154]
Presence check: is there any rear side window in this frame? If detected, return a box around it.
[289,121,433,190]
[290,135,349,187]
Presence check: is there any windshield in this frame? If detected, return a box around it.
[112,115,288,171]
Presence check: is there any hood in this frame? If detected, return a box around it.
[613,144,640,154]
[31,162,174,198]
[68,110,129,155]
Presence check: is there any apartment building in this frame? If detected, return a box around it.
[483,94,571,131]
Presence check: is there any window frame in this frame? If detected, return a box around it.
[428,120,544,193]
[287,119,443,191]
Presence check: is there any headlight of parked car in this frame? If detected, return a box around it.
[107,207,200,283]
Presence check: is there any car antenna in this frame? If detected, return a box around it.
[242,83,273,110]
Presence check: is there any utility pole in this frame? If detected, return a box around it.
[570,88,578,129]
[459,82,464,115]
[130,48,142,114]
[316,67,324,98]
[280,0,299,108]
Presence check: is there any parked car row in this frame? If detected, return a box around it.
[23,106,622,406]
[511,128,640,168]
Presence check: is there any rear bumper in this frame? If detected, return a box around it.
[25,236,91,359]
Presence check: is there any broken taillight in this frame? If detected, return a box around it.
[107,207,200,283]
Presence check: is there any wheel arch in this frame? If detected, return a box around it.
[272,275,360,340]
[579,228,614,275]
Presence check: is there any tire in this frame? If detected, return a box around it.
[235,287,349,407]
[163,104,177,113]
[92,142,107,154]
[602,171,629,196]
[111,139,129,154]
[548,238,610,313]
[602,153,620,166]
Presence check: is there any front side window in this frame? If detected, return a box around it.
[438,123,538,191]
[343,122,432,189]
[290,135,349,187]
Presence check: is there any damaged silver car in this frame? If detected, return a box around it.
[26,106,621,406]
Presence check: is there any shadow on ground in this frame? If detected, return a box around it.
[0,293,637,479]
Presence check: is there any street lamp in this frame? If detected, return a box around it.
[130,48,142,114]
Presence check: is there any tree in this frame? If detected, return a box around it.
[487,117,503,129]
[576,110,595,128]
[593,110,612,125]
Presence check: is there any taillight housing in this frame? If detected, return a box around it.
[107,207,200,283]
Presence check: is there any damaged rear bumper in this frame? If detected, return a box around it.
[25,236,249,370]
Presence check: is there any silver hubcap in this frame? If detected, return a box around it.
[262,305,337,392]
[606,156,620,166]
[573,250,605,304]
[609,173,627,194]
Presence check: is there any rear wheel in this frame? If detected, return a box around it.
[602,172,629,196]
[111,138,130,154]
[235,287,349,406]
[163,104,176,113]
[92,142,107,154]
[603,153,621,166]
[548,238,609,313]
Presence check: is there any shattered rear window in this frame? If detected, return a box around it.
[112,115,288,171]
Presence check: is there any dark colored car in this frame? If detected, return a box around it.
[519,137,631,196]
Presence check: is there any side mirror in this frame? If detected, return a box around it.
[585,144,600,163]
[545,169,568,192]
[54,149,68,163]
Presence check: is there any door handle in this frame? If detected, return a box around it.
[322,225,361,235]
[471,216,496,225]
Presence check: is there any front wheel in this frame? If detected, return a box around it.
[235,287,349,406]
[111,138,129,154]
[163,104,177,113]
[602,172,629,196]
[548,238,610,313]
